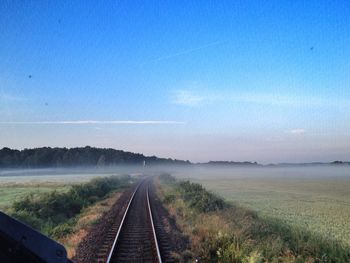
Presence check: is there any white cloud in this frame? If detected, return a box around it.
[288,129,306,135]
[171,89,350,108]
[0,120,185,125]
[0,93,27,102]
[172,90,204,106]
[237,94,348,107]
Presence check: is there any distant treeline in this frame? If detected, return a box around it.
[267,161,350,167]
[1,146,347,169]
[0,146,190,168]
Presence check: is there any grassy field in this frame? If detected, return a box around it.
[0,184,69,211]
[174,166,350,247]
[0,168,124,211]
[158,174,350,262]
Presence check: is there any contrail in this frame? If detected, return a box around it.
[0,120,185,125]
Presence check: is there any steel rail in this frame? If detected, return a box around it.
[147,185,163,263]
[105,182,141,263]
[105,179,162,263]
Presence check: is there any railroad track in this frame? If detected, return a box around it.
[97,178,171,263]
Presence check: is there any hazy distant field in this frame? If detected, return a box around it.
[174,166,350,246]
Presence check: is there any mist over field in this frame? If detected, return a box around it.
[1,163,350,183]
[171,164,350,180]
[0,166,141,184]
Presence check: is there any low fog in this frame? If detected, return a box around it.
[1,164,350,185]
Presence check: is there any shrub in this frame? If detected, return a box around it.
[159,173,176,184]
[177,181,226,212]
[164,193,176,204]
[10,175,132,237]
[49,219,76,238]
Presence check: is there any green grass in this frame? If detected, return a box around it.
[0,169,123,211]
[194,178,350,247]
[174,167,350,247]
[0,184,69,211]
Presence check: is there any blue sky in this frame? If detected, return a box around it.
[1,0,349,163]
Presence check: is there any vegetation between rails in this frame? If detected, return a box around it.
[9,175,133,239]
[158,174,350,263]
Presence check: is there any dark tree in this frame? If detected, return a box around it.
[0,146,190,168]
